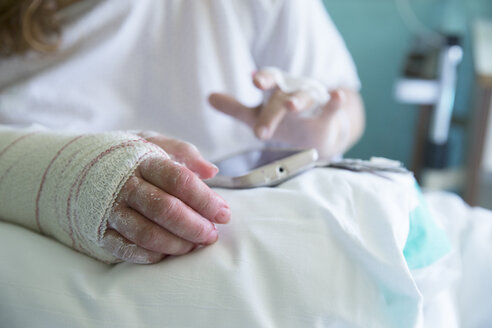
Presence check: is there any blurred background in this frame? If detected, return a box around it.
[322,0,492,208]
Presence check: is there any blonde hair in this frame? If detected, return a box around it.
[0,0,78,56]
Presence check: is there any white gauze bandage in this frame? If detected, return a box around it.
[260,67,330,117]
[0,126,167,263]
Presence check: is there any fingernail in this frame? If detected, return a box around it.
[206,228,219,244]
[256,126,270,140]
[214,207,231,224]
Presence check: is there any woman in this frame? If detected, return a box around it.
[0,0,364,263]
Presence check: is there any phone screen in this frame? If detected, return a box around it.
[214,149,302,177]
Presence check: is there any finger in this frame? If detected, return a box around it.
[145,136,218,180]
[253,70,277,90]
[138,158,231,224]
[254,88,288,140]
[208,93,258,127]
[108,205,195,255]
[124,175,220,244]
[101,229,165,264]
[285,90,316,113]
[329,89,346,108]
[319,89,346,120]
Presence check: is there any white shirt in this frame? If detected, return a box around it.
[0,0,360,161]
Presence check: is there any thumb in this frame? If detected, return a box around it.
[208,93,258,128]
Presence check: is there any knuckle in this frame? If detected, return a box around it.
[101,232,117,251]
[159,197,182,224]
[146,192,163,215]
[119,244,136,260]
[172,242,194,256]
[138,157,155,174]
[164,239,186,255]
[107,208,123,229]
[145,135,163,144]
[183,242,196,254]
[175,141,196,155]
[191,222,211,243]
[113,242,138,262]
[136,226,157,248]
[118,243,160,264]
[119,176,140,202]
[196,196,215,217]
[102,231,161,264]
[173,166,193,190]
[137,130,161,140]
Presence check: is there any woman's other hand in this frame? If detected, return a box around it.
[102,135,230,264]
[209,69,364,159]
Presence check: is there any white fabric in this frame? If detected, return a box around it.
[0,169,422,328]
[418,192,492,328]
[0,0,360,161]
[0,126,166,263]
[260,66,331,116]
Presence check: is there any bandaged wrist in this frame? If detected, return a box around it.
[0,127,166,263]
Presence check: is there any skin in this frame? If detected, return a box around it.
[101,135,230,264]
[102,70,365,264]
[209,70,365,160]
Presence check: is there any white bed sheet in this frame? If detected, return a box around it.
[421,192,492,328]
[1,169,489,328]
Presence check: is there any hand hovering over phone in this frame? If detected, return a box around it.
[209,68,365,160]
[102,133,231,264]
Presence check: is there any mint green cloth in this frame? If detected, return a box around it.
[403,184,451,269]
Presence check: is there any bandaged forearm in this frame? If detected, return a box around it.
[0,126,166,263]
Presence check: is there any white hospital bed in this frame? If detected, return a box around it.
[0,168,491,327]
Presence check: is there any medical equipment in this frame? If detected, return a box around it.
[395,0,464,169]
[395,35,463,169]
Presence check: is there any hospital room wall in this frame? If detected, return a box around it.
[323,0,492,167]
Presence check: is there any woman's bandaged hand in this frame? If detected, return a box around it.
[0,128,230,264]
[103,135,231,264]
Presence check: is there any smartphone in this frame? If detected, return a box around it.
[205,148,319,189]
